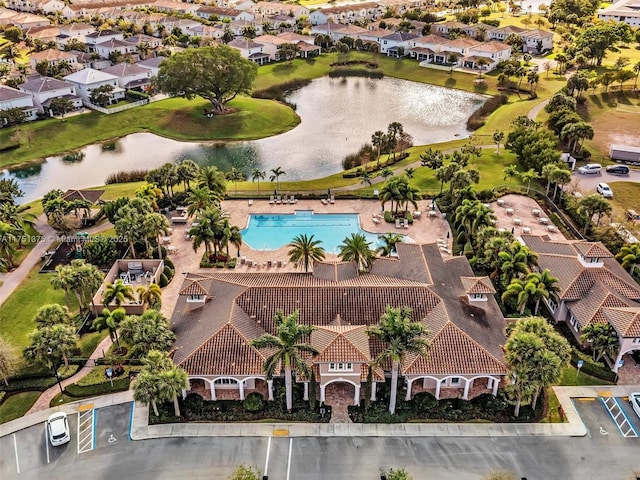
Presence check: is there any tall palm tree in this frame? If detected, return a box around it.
[0,222,19,270]
[133,370,163,416]
[103,279,135,307]
[188,219,215,257]
[251,310,318,412]
[502,165,518,184]
[371,130,385,167]
[50,264,75,310]
[377,233,404,257]
[136,283,162,308]
[526,269,559,314]
[519,169,539,193]
[501,278,533,314]
[252,169,266,195]
[367,306,429,414]
[186,187,219,217]
[93,307,126,350]
[142,212,170,259]
[159,366,189,417]
[25,324,79,367]
[581,323,619,362]
[338,233,375,273]
[197,166,227,198]
[269,167,286,192]
[227,167,245,195]
[135,183,163,211]
[287,234,326,272]
[176,159,200,191]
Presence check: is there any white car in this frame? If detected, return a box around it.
[577,163,602,174]
[631,392,640,419]
[47,412,70,447]
[596,182,613,198]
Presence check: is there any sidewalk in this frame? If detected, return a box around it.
[4,384,638,440]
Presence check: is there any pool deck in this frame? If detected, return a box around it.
[159,198,453,319]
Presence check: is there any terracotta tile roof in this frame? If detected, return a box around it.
[311,325,371,363]
[179,280,209,296]
[312,261,358,282]
[403,322,507,375]
[30,49,75,62]
[460,276,495,295]
[370,243,432,284]
[568,281,635,329]
[563,269,640,301]
[521,235,577,256]
[602,307,640,337]
[574,242,613,259]
[62,189,104,203]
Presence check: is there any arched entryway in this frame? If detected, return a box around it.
[320,379,360,405]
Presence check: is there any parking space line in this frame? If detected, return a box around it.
[600,397,638,438]
[264,436,272,477]
[286,438,293,480]
[77,409,95,454]
[13,433,20,474]
[128,401,134,441]
[44,423,50,464]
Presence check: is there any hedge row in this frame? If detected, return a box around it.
[0,376,58,393]
[65,377,130,397]
[570,353,616,382]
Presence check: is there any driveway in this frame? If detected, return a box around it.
[571,169,640,195]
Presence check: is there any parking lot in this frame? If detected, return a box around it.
[0,402,133,477]
[573,396,640,441]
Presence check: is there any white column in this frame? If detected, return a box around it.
[354,384,360,405]
[181,389,187,400]
[405,378,413,401]
[492,377,499,396]
[462,378,471,400]
[210,380,217,401]
[267,379,274,401]
[370,381,377,401]
[303,382,309,401]
[486,378,492,389]
[238,380,245,400]
[320,384,326,403]
[435,379,442,400]
[613,349,624,373]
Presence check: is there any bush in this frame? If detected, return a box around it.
[159,272,169,287]
[105,169,148,184]
[227,258,237,268]
[467,94,509,130]
[163,258,174,270]
[412,391,438,412]
[57,364,79,378]
[65,377,130,397]
[483,18,501,27]
[243,392,264,412]
[163,265,174,281]
[0,391,5,404]
[126,89,149,101]
[0,376,57,393]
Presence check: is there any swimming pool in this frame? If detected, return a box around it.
[240,211,380,252]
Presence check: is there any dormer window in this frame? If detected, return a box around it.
[328,362,353,372]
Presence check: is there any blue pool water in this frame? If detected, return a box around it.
[241,211,381,252]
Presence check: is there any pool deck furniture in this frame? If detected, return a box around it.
[414,211,422,219]
[269,196,275,204]
[539,218,549,225]
[512,218,522,226]
[547,225,557,232]
[403,219,409,229]
[505,208,514,216]
[330,195,335,204]
[321,199,328,205]
[372,217,380,224]
[248,199,253,206]
[497,199,505,207]
[522,227,531,234]
[395,218,402,228]
[167,245,178,253]
[429,210,437,218]
[532,208,540,216]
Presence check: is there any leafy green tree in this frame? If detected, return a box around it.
[377,233,404,257]
[157,46,258,114]
[0,222,19,270]
[368,306,429,414]
[251,310,318,412]
[338,233,376,273]
[287,234,325,272]
[48,97,74,117]
[228,464,261,480]
[519,168,539,193]
[93,307,126,350]
[103,279,136,307]
[493,130,504,155]
[119,310,176,357]
[34,304,73,328]
[159,366,189,417]
[419,147,444,170]
[251,169,266,194]
[25,324,79,366]
[134,369,163,416]
[89,84,115,107]
[578,195,612,235]
[176,159,200,190]
[581,323,619,363]
[574,23,630,66]
[615,243,640,273]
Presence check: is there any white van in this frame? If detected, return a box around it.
[577,163,602,174]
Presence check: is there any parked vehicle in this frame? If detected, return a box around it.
[630,392,640,419]
[596,182,613,198]
[577,163,602,174]
[627,209,640,221]
[606,164,630,175]
[47,412,70,446]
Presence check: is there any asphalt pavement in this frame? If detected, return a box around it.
[571,169,640,196]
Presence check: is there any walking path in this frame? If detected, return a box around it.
[3,385,639,439]
[26,334,114,414]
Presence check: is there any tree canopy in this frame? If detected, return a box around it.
[157,46,258,114]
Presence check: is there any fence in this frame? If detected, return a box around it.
[82,99,148,114]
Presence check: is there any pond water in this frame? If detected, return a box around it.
[5,76,486,204]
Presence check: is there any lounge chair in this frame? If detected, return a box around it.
[276,196,282,204]
[330,195,335,204]
[269,196,275,204]
[403,219,409,229]
[290,195,297,204]
[321,199,328,205]
[372,217,380,224]
[248,199,253,206]
[277,260,282,267]
[395,219,401,228]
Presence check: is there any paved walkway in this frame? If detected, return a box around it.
[26,334,114,414]
[3,385,639,439]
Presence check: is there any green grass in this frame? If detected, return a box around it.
[0,392,40,424]
[558,365,612,386]
[79,330,108,358]
[0,96,299,168]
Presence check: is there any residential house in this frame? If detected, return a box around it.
[463,40,511,71]
[254,33,320,60]
[7,0,65,14]
[102,63,152,90]
[18,75,83,115]
[152,0,200,15]
[90,259,164,316]
[0,85,38,122]
[136,56,164,76]
[185,23,225,41]
[359,28,394,44]
[433,20,470,37]
[29,49,79,71]
[598,0,640,27]
[85,29,124,49]
[489,25,526,42]
[0,11,50,28]
[308,3,381,25]
[195,6,254,22]
[329,24,369,42]
[520,29,554,54]
[521,235,640,372]
[55,22,95,48]
[228,20,264,37]
[380,31,417,56]
[172,243,508,405]
[227,38,270,64]
[94,38,138,59]
[125,34,163,51]
[24,26,61,44]
[408,34,449,62]
[376,0,427,15]
[63,68,125,103]
[253,2,309,19]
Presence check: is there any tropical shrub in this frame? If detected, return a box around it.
[243,392,264,412]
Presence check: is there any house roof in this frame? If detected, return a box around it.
[102,63,149,77]
[170,243,508,379]
[574,241,613,259]
[471,40,510,53]
[95,38,133,49]
[460,276,496,295]
[30,48,75,62]
[64,68,118,85]
[381,32,418,42]
[568,281,636,329]
[19,76,72,93]
[0,85,31,102]
[137,56,164,69]
[61,189,104,203]
[601,307,640,337]
[179,280,209,296]
[228,38,263,49]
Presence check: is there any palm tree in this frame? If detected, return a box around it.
[252,169,266,195]
[501,278,531,314]
[578,195,612,235]
[50,264,75,310]
[251,310,318,412]
[119,311,176,357]
[142,212,170,259]
[159,366,188,417]
[379,167,393,180]
[526,269,559,314]
[502,165,518,185]
[371,130,385,167]
[133,370,163,416]
[377,233,404,257]
[25,324,79,367]
[188,219,216,257]
[197,166,227,197]
[287,234,326,272]
[615,243,640,273]
[135,183,163,211]
[581,323,619,362]
[367,306,429,414]
[269,167,286,192]
[338,233,375,273]
[519,168,539,193]
[227,167,245,195]
[103,279,135,307]
[176,159,199,191]
[359,170,372,187]
[186,187,218,217]
[0,222,19,270]
[496,243,538,288]
[34,304,73,328]
[93,307,126,351]
[136,283,162,308]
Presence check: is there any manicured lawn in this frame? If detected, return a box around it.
[608,181,640,236]
[0,392,40,424]
[558,365,612,386]
[0,96,299,168]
